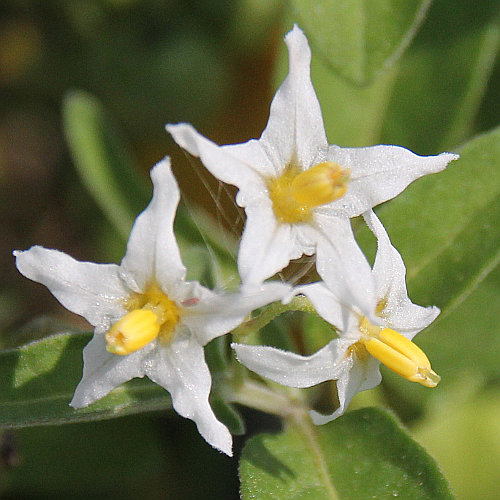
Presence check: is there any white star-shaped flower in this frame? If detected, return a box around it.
[233,210,440,424]
[15,158,288,455]
[166,25,458,291]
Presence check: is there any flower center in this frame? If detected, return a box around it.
[268,162,350,224]
[106,284,180,355]
[354,317,440,388]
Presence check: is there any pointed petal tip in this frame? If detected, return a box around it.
[284,24,311,68]
[440,151,460,161]
[165,122,203,158]
[218,438,233,457]
[310,409,340,425]
[68,395,86,410]
[286,24,305,39]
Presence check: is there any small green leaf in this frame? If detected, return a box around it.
[0,332,171,427]
[62,90,150,239]
[240,407,453,499]
[290,0,431,85]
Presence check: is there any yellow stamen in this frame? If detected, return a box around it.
[106,309,160,355]
[268,162,350,224]
[291,162,350,206]
[106,284,180,355]
[358,317,440,388]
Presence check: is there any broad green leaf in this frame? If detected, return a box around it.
[0,332,171,427]
[381,0,500,153]
[363,128,500,415]
[240,407,453,499]
[381,260,500,418]
[358,125,500,317]
[311,47,399,147]
[290,0,431,85]
[62,90,150,239]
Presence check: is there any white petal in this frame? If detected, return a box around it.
[364,210,440,336]
[310,355,382,424]
[166,123,271,190]
[259,25,328,170]
[183,281,291,345]
[14,246,128,329]
[327,146,458,217]
[313,214,376,316]
[233,339,350,388]
[237,202,305,286]
[291,282,345,331]
[145,332,232,456]
[70,334,152,407]
[120,158,186,292]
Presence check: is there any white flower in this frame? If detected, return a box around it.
[233,210,440,424]
[166,25,458,289]
[15,158,289,455]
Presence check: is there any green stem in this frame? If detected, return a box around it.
[233,295,316,342]
[226,379,298,417]
[288,409,341,500]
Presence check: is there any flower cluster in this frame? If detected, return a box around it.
[15,26,458,456]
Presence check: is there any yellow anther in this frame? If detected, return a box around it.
[106,309,160,355]
[291,162,350,206]
[268,162,350,224]
[268,168,311,223]
[358,318,440,388]
[107,284,181,355]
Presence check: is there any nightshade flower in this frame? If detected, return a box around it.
[14,158,288,455]
[233,210,440,424]
[166,25,458,290]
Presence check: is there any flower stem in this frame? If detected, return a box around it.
[233,295,316,341]
[227,379,297,417]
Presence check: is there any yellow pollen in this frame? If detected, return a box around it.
[358,317,440,388]
[268,162,350,224]
[106,284,180,355]
[346,341,370,362]
[375,298,388,316]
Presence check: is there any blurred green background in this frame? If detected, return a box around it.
[1,0,499,498]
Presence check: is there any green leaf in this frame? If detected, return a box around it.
[358,125,500,317]
[381,0,500,153]
[381,260,500,418]
[290,0,431,85]
[62,90,150,239]
[311,46,399,147]
[0,332,171,427]
[240,407,453,499]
